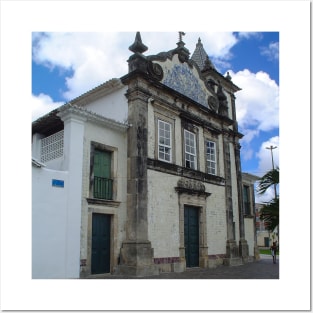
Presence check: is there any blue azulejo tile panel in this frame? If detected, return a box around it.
[163,64,208,107]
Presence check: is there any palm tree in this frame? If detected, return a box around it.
[257,168,279,232]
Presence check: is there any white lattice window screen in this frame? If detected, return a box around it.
[40,130,64,163]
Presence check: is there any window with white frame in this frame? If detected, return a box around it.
[206,140,217,175]
[184,129,197,169]
[158,119,172,162]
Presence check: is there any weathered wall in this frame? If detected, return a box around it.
[206,184,228,255]
[147,170,180,258]
[244,218,255,256]
[80,120,128,275]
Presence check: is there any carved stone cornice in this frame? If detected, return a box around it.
[147,158,225,186]
[175,178,211,198]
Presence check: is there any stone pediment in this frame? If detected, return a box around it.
[150,54,215,109]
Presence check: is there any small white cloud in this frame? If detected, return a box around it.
[32,93,63,121]
[256,136,279,175]
[241,147,254,161]
[260,42,279,61]
[229,69,279,132]
[237,32,263,40]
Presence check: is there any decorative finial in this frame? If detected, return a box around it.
[129,32,148,54]
[178,31,186,42]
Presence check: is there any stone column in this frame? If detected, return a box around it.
[234,142,249,262]
[115,77,158,277]
[222,130,241,266]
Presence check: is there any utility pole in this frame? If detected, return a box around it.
[266,145,277,198]
[266,145,278,247]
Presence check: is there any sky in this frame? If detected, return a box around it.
[32,31,280,201]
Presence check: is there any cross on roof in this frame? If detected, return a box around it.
[179,31,186,42]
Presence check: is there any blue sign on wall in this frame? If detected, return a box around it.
[52,179,64,188]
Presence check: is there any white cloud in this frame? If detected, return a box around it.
[256,136,279,174]
[229,69,279,134]
[32,32,131,100]
[32,32,240,101]
[32,93,63,121]
[237,32,263,40]
[260,42,279,61]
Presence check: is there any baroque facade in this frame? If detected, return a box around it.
[32,32,257,278]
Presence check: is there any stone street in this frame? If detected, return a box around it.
[95,254,279,279]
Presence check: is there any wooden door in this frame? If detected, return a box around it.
[91,213,111,274]
[184,206,199,267]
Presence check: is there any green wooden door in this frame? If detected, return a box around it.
[184,206,199,267]
[94,149,112,199]
[91,213,111,274]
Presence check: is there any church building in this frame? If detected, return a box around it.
[32,32,256,278]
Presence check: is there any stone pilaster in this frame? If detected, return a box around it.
[115,62,158,276]
[234,141,249,262]
[222,130,241,266]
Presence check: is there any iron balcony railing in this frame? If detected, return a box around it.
[94,176,113,200]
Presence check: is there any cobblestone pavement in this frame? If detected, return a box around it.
[97,255,279,279]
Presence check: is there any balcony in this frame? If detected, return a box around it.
[40,130,64,163]
[93,176,113,200]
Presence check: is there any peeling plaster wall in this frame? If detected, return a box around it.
[206,184,228,255]
[244,218,255,256]
[80,121,128,266]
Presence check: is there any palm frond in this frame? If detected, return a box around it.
[259,197,279,231]
[257,167,279,195]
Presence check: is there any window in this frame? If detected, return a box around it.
[93,149,113,200]
[158,119,172,162]
[243,185,251,215]
[184,129,197,169]
[206,140,216,175]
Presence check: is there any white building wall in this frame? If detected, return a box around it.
[206,185,227,255]
[32,166,81,278]
[147,170,180,257]
[32,112,86,278]
[84,86,128,123]
[61,114,85,277]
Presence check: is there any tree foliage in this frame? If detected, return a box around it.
[257,167,279,232]
[259,197,279,231]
